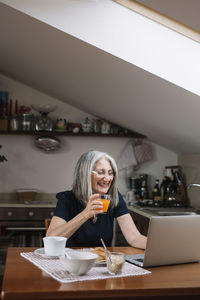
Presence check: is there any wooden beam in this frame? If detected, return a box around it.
[113,0,200,43]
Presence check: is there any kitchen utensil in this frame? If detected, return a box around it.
[35,136,61,152]
[82,117,93,133]
[125,190,136,206]
[100,238,112,265]
[101,121,111,134]
[32,104,57,131]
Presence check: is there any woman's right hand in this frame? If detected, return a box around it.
[84,194,103,219]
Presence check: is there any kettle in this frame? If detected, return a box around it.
[125,190,136,206]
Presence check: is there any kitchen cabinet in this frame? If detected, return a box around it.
[115,210,150,246]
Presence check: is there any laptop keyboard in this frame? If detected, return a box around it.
[135,258,144,263]
[125,254,144,265]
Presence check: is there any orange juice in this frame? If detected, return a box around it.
[96,197,110,213]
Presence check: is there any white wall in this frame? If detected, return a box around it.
[0,74,178,196]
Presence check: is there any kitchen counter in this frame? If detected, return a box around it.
[128,204,200,218]
[0,193,57,208]
[114,204,200,245]
[0,202,57,208]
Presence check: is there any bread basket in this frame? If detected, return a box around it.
[17,189,37,203]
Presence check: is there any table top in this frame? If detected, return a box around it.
[2,247,200,300]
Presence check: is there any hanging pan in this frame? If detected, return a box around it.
[35,136,61,152]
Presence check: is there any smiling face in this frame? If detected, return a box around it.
[92,157,114,195]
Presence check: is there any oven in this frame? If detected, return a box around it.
[0,205,55,285]
[0,206,55,246]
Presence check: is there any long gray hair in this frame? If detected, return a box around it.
[72,150,119,206]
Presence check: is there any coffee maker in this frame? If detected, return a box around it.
[139,174,149,199]
[126,174,149,206]
[125,177,140,205]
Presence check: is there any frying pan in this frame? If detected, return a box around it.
[35,136,61,152]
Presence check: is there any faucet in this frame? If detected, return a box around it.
[187,183,200,189]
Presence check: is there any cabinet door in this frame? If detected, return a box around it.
[115,211,149,246]
[130,211,150,236]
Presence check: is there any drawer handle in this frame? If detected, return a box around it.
[8,211,13,217]
[28,211,34,217]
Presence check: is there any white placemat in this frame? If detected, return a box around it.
[21,252,151,283]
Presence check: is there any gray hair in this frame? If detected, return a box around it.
[72,150,119,206]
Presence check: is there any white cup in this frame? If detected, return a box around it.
[43,236,67,256]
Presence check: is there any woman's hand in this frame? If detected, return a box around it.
[84,194,103,219]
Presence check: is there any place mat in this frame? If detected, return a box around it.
[20,252,151,283]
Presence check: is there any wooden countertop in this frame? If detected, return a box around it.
[2,247,200,300]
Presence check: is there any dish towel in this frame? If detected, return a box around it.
[117,140,137,171]
[20,252,151,283]
[117,140,153,172]
[133,139,153,165]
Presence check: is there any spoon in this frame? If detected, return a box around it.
[100,238,112,265]
[65,252,72,259]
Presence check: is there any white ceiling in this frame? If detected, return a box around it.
[0,0,200,154]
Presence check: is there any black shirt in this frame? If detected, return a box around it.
[54,190,128,247]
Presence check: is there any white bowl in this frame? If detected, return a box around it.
[60,251,98,275]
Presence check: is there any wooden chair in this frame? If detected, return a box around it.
[44,218,51,232]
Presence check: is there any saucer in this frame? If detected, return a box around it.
[34,248,74,258]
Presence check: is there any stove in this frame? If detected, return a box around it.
[136,198,189,209]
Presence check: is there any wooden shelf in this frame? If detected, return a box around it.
[0,130,146,138]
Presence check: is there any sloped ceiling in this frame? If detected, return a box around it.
[0,0,200,154]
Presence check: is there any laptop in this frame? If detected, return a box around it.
[125,215,200,267]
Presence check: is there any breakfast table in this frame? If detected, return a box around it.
[1,247,200,300]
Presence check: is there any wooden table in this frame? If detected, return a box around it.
[1,247,200,300]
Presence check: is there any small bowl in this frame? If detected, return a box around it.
[60,251,98,275]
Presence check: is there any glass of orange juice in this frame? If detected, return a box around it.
[96,194,110,213]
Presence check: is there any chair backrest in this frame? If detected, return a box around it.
[44,218,51,232]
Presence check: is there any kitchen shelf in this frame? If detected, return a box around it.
[0,130,146,138]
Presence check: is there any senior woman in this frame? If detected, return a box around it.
[46,150,147,249]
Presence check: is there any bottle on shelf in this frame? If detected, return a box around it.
[0,103,8,131]
[164,165,189,207]
[152,179,162,203]
[160,176,171,203]
[165,169,181,206]
[174,170,187,204]
[10,99,19,131]
[0,91,9,131]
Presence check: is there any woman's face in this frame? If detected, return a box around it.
[92,157,114,194]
